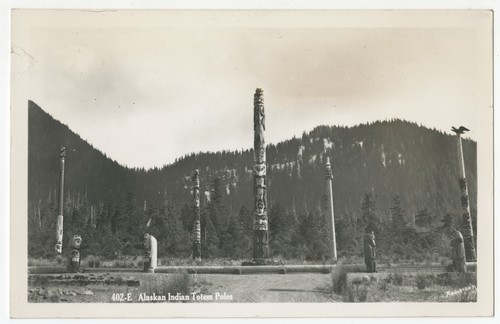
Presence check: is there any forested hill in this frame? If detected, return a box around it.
[28,100,477,260]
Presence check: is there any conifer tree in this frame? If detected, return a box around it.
[361,193,378,232]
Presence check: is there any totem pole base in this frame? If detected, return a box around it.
[465,245,477,262]
[193,242,201,261]
[143,259,155,273]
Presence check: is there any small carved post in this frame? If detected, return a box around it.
[325,157,338,262]
[253,88,269,262]
[192,169,202,260]
[55,147,66,254]
[453,128,476,261]
[68,235,82,273]
[143,233,157,273]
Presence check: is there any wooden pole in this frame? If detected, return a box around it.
[193,169,202,260]
[55,147,66,254]
[454,131,476,261]
[325,157,338,262]
[253,88,269,262]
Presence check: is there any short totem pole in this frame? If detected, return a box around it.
[325,157,338,262]
[68,235,82,273]
[451,126,476,262]
[253,88,269,262]
[192,169,202,260]
[143,233,157,273]
[55,147,66,254]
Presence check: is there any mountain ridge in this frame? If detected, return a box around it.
[28,100,477,260]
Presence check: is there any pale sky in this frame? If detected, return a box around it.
[11,10,492,168]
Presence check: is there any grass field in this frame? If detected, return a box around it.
[27,267,476,303]
[330,263,477,303]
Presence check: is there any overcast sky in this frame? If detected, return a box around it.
[11,10,492,168]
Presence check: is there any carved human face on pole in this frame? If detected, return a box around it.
[71,235,82,249]
[194,220,201,241]
[255,177,265,188]
[258,104,265,131]
[194,171,200,188]
[254,217,268,230]
[257,147,266,162]
[194,189,200,207]
[254,163,266,177]
[193,170,200,206]
[326,163,333,179]
[254,89,265,131]
[255,187,266,215]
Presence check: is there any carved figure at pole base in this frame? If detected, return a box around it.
[363,229,376,273]
[449,228,467,273]
[253,230,269,262]
[143,233,157,273]
[68,235,82,273]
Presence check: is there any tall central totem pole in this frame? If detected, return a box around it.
[192,169,202,260]
[253,88,269,261]
[55,147,66,254]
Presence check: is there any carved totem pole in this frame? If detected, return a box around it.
[325,157,338,261]
[451,126,476,262]
[143,233,158,273]
[68,235,82,273]
[55,147,66,254]
[192,169,202,260]
[253,88,269,261]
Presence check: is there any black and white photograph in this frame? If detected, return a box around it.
[8,8,494,318]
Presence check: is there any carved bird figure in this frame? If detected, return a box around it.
[451,126,470,134]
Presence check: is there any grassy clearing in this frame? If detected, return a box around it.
[331,261,348,295]
[28,255,65,267]
[143,272,195,301]
[28,272,209,303]
[330,270,477,303]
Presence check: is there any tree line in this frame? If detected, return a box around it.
[28,100,477,262]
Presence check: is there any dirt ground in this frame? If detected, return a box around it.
[28,271,476,303]
[197,273,336,303]
[28,272,337,303]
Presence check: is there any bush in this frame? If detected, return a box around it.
[343,282,369,303]
[30,275,49,287]
[435,273,477,288]
[344,285,355,302]
[459,289,477,302]
[378,280,388,291]
[83,255,102,268]
[28,258,58,267]
[145,272,195,302]
[111,258,136,268]
[416,273,428,290]
[56,255,64,265]
[358,288,369,302]
[388,273,404,286]
[331,262,348,295]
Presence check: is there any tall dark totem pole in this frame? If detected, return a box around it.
[452,126,476,262]
[253,88,269,262]
[192,169,202,260]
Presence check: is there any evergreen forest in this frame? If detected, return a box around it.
[28,101,477,263]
